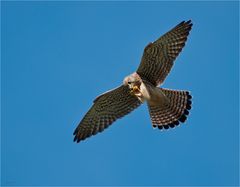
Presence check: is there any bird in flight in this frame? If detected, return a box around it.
[73,20,193,143]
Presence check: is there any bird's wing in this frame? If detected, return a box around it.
[137,20,192,86]
[73,85,142,143]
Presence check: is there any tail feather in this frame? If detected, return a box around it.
[148,88,192,130]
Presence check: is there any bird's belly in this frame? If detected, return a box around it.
[140,83,168,106]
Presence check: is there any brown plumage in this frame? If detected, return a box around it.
[73,86,141,143]
[137,20,192,86]
[148,88,192,129]
[73,20,193,143]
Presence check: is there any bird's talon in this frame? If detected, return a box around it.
[133,86,140,92]
[130,86,140,95]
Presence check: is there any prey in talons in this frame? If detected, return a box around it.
[130,85,140,95]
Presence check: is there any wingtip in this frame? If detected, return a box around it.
[175,20,192,32]
[179,20,192,25]
[187,20,193,28]
[73,136,82,143]
[73,135,78,142]
[73,127,78,135]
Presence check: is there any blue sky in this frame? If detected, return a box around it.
[1,1,239,186]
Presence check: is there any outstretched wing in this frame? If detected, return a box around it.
[137,20,192,86]
[73,85,142,143]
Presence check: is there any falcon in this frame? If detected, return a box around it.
[73,20,193,143]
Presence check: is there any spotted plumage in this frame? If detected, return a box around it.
[149,88,192,129]
[73,20,193,143]
[73,86,141,142]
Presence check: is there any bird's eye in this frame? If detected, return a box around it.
[127,81,131,84]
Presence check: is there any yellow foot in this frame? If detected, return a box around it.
[133,86,140,92]
[130,86,140,94]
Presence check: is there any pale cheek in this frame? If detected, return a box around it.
[123,78,128,85]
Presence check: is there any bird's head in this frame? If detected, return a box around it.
[123,72,142,91]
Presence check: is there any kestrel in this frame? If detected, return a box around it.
[73,20,193,143]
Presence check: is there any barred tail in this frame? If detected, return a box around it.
[148,88,192,130]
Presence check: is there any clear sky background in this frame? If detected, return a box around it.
[1,1,239,186]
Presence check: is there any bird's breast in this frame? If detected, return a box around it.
[140,82,168,106]
[140,83,151,101]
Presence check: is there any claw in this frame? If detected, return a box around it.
[130,86,140,95]
[133,86,140,92]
